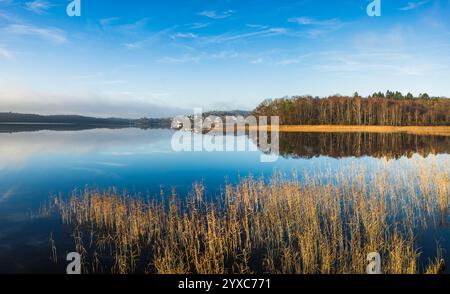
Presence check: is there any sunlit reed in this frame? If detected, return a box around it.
[46,157,449,274]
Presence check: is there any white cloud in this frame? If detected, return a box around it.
[206,27,287,44]
[399,1,429,11]
[187,22,209,29]
[95,80,128,86]
[246,24,269,29]
[0,81,187,118]
[124,42,143,49]
[122,28,172,49]
[288,17,341,27]
[276,59,302,65]
[0,10,21,22]
[117,17,149,32]
[100,17,121,26]
[171,32,198,39]
[250,58,264,64]
[25,0,51,14]
[100,17,150,37]
[0,46,14,59]
[198,10,234,19]
[0,0,13,5]
[315,50,440,76]
[0,129,175,171]
[157,55,201,64]
[287,17,345,39]
[3,24,66,43]
[156,50,240,64]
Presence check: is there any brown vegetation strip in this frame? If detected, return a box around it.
[242,125,450,136]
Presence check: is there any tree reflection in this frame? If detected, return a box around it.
[254,132,449,159]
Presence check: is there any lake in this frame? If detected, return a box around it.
[0,127,449,273]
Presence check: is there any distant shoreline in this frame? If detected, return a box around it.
[0,123,169,134]
[0,122,129,126]
[0,122,81,125]
[0,112,172,130]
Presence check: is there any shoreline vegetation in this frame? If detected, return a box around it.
[44,158,449,274]
[238,125,450,136]
[253,92,450,126]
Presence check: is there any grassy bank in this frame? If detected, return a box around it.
[242,125,450,136]
[47,158,449,274]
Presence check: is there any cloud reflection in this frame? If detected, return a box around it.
[0,128,176,170]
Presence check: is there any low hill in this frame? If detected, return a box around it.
[0,112,132,125]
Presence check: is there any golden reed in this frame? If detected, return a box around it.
[46,157,448,274]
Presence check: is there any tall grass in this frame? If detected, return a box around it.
[48,158,449,274]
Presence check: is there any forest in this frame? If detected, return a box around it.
[253,92,450,126]
[0,112,171,128]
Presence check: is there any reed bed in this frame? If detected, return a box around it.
[47,158,449,274]
[240,125,450,136]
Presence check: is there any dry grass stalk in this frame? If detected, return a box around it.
[47,158,449,274]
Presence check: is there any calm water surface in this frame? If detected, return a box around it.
[0,127,448,273]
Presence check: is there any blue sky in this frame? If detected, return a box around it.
[0,0,449,117]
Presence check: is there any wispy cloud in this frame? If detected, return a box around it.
[100,17,121,26]
[25,0,51,14]
[250,58,264,64]
[198,10,234,19]
[288,17,341,27]
[157,55,201,64]
[0,10,21,22]
[399,1,429,11]
[121,28,173,50]
[287,17,344,38]
[0,46,14,59]
[99,17,157,50]
[171,32,198,39]
[3,24,66,43]
[315,50,439,76]
[246,24,269,29]
[124,41,143,49]
[157,50,240,64]
[206,27,287,44]
[276,58,303,66]
[0,0,14,5]
[100,17,150,36]
[117,18,149,32]
[95,80,128,86]
[187,22,209,29]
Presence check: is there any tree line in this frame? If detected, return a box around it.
[253,92,450,126]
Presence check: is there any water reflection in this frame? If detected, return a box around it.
[0,128,174,170]
[255,132,449,159]
[0,126,448,273]
[0,124,129,134]
[1,127,449,171]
